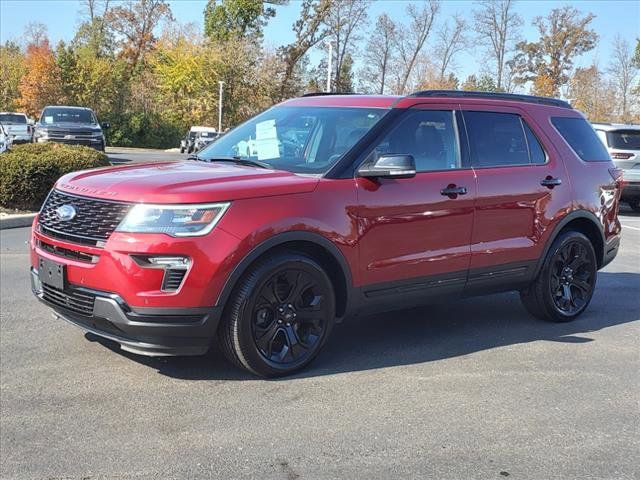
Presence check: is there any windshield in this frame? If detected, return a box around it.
[40,108,96,125]
[0,113,27,124]
[198,106,387,174]
[607,130,640,150]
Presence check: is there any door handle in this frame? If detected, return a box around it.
[440,185,468,197]
[540,177,562,188]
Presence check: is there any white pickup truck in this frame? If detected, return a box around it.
[0,112,33,144]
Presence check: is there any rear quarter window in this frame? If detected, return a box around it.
[551,117,610,161]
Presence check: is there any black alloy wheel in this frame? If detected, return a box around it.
[548,240,596,315]
[520,231,597,322]
[219,252,335,377]
[252,269,329,365]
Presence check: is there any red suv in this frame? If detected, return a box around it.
[30,91,622,377]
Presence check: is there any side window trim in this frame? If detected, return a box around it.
[520,117,549,165]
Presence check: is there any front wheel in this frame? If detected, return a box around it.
[218,252,336,377]
[520,231,597,322]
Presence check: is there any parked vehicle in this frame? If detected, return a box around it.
[0,122,12,153]
[592,123,640,212]
[30,91,622,377]
[193,130,222,152]
[33,106,109,151]
[180,126,217,153]
[0,112,33,144]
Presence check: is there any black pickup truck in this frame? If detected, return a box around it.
[34,106,109,151]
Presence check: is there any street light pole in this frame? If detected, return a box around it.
[218,81,224,132]
[325,42,332,93]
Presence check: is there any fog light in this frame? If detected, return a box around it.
[130,255,190,292]
[131,255,190,269]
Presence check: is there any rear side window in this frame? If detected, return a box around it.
[463,111,546,167]
[551,117,610,161]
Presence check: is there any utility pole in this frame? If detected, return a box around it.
[325,41,333,93]
[218,81,224,132]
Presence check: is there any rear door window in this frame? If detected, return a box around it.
[551,117,610,161]
[463,111,545,167]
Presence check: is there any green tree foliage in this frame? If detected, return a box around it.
[461,74,501,92]
[510,6,597,97]
[203,0,279,41]
[0,42,26,111]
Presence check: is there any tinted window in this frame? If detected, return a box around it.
[551,117,610,161]
[0,113,27,124]
[464,111,533,167]
[523,122,546,164]
[366,110,460,172]
[607,130,640,150]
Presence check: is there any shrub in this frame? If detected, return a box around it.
[0,143,110,211]
[103,111,183,149]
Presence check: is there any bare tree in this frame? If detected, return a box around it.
[23,22,49,48]
[434,14,466,83]
[393,0,440,94]
[105,0,173,75]
[608,35,639,122]
[358,13,396,94]
[324,0,370,92]
[473,0,522,91]
[278,0,333,99]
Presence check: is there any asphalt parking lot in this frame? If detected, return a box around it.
[1,209,638,479]
[106,147,185,165]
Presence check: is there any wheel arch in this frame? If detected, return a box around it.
[535,210,605,276]
[215,231,354,319]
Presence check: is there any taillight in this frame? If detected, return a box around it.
[609,167,625,190]
[27,125,31,135]
[611,152,633,160]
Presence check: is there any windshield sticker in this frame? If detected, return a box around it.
[44,116,54,124]
[256,119,277,140]
[255,138,280,160]
[255,119,280,160]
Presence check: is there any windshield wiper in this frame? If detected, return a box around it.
[203,156,271,169]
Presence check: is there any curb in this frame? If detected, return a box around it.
[0,213,36,230]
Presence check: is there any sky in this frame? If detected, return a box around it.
[1,0,638,85]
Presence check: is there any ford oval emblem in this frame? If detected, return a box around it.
[55,204,77,221]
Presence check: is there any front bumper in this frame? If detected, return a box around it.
[10,134,32,144]
[31,268,221,356]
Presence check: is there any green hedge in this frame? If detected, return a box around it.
[103,111,183,149]
[0,143,110,211]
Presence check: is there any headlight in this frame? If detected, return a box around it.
[34,129,48,138]
[117,202,230,237]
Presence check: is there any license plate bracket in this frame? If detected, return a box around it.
[38,257,66,290]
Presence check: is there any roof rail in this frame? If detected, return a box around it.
[408,90,572,109]
[301,92,360,97]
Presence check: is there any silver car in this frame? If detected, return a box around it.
[593,123,640,212]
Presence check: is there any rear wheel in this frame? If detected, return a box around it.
[520,231,597,322]
[218,252,336,377]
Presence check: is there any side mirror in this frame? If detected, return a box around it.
[101,122,110,130]
[358,154,416,179]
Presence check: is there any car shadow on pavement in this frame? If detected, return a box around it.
[87,271,640,381]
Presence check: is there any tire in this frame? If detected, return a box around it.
[218,251,336,377]
[520,231,597,322]
[629,199,640,212]
[180,147,185,154]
